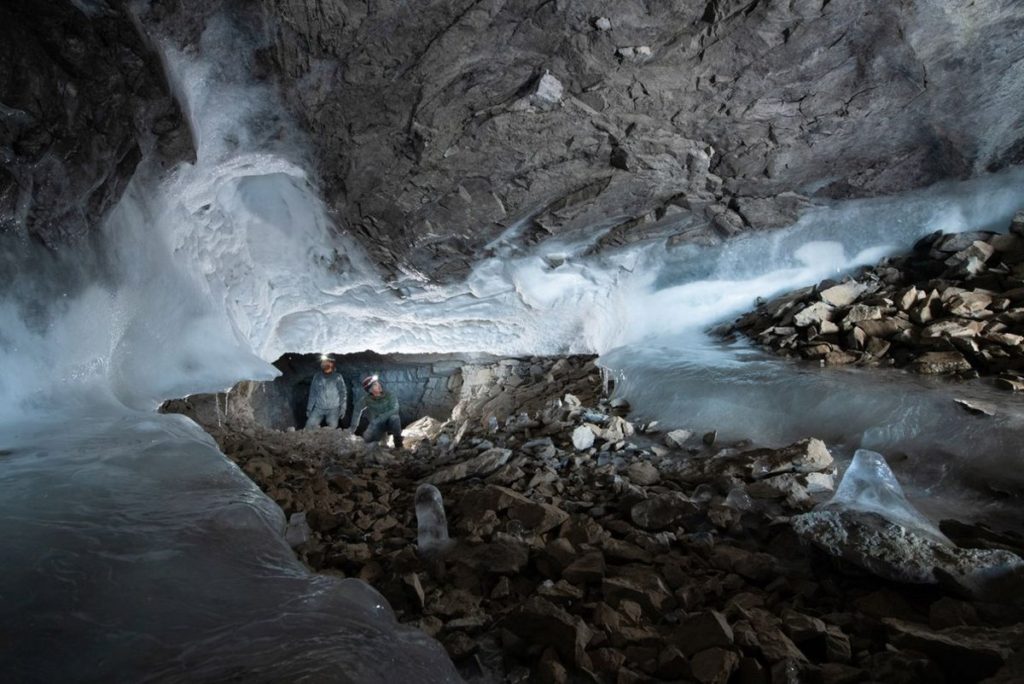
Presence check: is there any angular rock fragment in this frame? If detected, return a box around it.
[674,610,734,656]
[820,282,866,307]
[690,647,739,684]
[424,448,512,484]
[630,492,698,530]
[503,597,593,667]
[571,425,595,451]
[911,350,972,374]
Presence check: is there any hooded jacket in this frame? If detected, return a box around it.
[307,370,348,414]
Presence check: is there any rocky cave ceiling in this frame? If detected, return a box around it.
[3,0,1024,282]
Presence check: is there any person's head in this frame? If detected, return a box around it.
[362,375,382,396]
[320,356,335,374]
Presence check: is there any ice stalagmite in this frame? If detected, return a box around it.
[415,483,452,556]
[828,449,949,544]
[792,450,1024,598]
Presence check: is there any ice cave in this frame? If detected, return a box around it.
[3,1,1024,682]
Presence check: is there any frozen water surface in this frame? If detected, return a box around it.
[3,7,1024,681]
[0,412,457,682]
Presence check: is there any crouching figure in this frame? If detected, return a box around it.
[356,375,403,449]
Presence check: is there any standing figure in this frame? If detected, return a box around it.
[355,375,403,448]
[305,355,347,430]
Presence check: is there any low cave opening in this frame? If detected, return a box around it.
[161,351,608,438]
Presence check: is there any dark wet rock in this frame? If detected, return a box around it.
[674,610,734,656]
[630,492,698,531]
[602,567,674,617]
[928,596,981,630]
[503,597,593,668]
[561,551,606,585]
[508,499,570,534]
[883,618,1021,683]
[0,2,192,244]
[690,647,739,684]
[455,539,530,575]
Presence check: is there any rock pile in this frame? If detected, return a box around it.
[726,214,1024,389]
[167,357,1024,684]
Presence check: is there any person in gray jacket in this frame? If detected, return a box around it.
[305,356,347,430]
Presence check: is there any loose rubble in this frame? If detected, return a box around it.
[726,213,1024,391]
[165,356,1024,683]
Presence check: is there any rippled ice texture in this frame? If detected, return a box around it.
[0,413,455,682]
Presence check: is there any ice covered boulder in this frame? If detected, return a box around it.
[792,450,1024,599]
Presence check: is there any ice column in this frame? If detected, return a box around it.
[415,484,452,555]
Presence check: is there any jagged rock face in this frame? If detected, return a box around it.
[0,0,192,245]
[260,0,1024,281]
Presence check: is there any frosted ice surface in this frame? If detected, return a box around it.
[0,413,459,682]
[415,484,452,555]
[826,449,950,544]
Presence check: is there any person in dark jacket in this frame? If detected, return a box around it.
[355,375,403,448]
[305,356,347,430]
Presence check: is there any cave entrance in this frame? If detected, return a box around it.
[161,352,605,436]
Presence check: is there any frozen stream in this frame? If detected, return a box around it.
[3,10,1024,682]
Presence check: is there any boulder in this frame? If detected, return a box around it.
[509,500,570,533]
[602,567,674,615]
[424,448,512,484]
[630,492,698,530]
[665,429,693,448]
[746,438,834,479]
[735,608,807,663]
[855,317,912,338]
[503,597,593,666]
[791,509,1024,599]
[793,302,833,328]
[945,240,995,275]
[946,291,993,317]
[746,473,811,507]
[921,319,984,338]
[625,461,660,486]
[456,539,530,574]
[883,618,1020,683]
[562,551,606,584]
[674,610,734,656]
[690,648,739,684]
[842,304,886,326]
[820,282,866,307]
[571,425,595,451]
[910,350,973,374]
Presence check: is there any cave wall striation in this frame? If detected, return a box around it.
[258,0,1024,281]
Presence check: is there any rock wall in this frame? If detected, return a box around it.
[258,0,1024,281]
[161,352,603,431]
[0,0,192,245]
